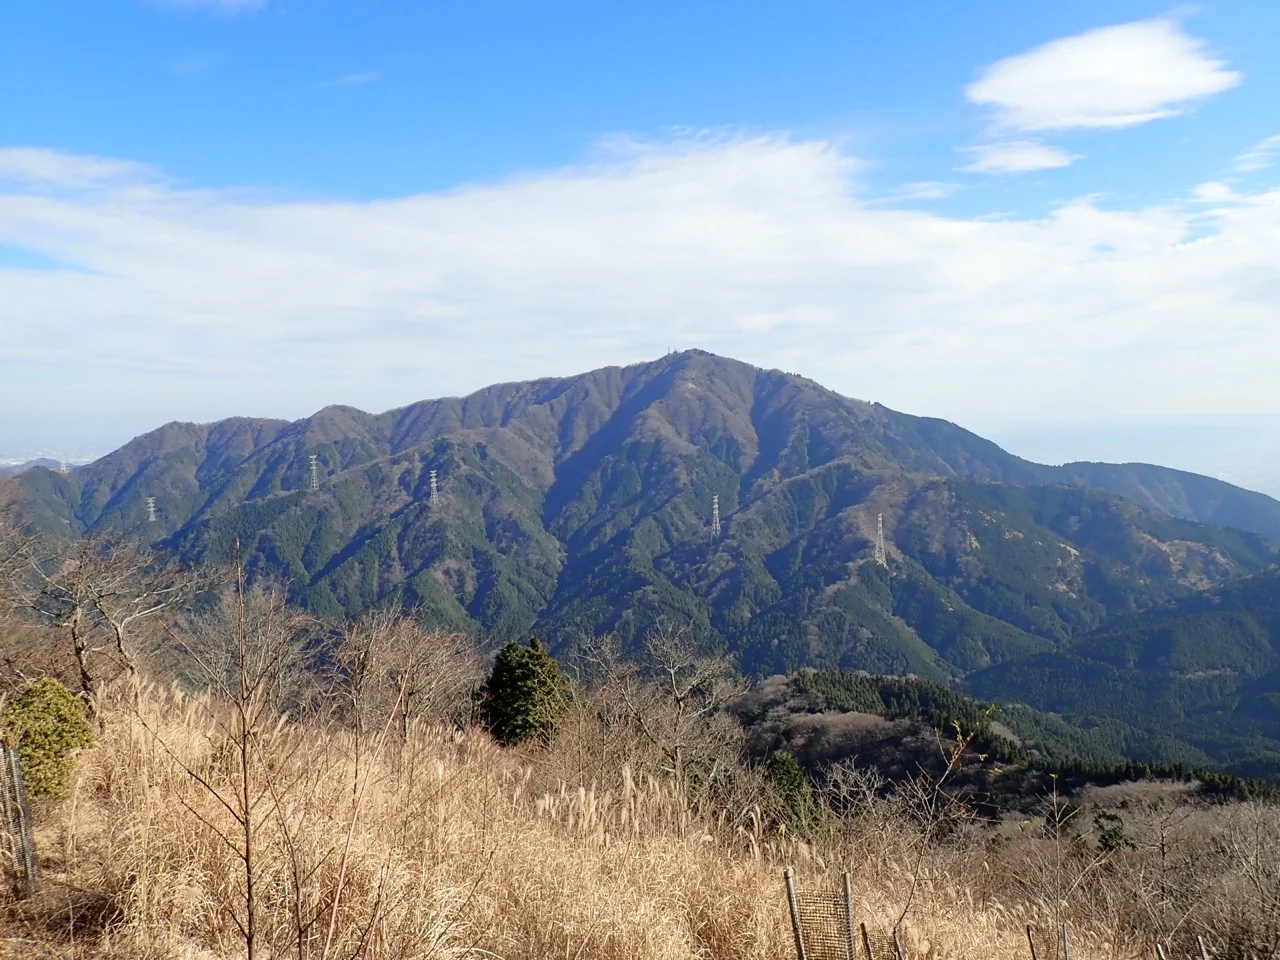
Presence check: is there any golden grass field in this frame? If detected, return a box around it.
[9,678,1262,960]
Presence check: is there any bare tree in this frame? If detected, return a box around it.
[1221,801,1280,957]
[329,609,483,740]
[157,551,317,960]
[0,479,30,593]
[0,487,67,687]
[584,620,746,819]
[11,535,215,707]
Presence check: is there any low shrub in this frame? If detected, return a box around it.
[1,677,96,798]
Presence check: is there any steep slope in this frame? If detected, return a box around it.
[15,351,1279,683]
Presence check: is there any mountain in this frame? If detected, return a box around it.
[967,567,1280,780]
[15,351,1280,686]
[0,458,63,475]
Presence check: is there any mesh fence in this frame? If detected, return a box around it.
[792,887,855,960]
[785,872,905,960]
[1,746,38,899]
[858,925,900,960]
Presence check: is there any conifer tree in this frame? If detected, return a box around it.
[477,637,567,746]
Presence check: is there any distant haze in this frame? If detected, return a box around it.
[978,414,1280,499]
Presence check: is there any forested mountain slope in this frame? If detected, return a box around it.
[968,567,1280,780]
[17,351,1280,685]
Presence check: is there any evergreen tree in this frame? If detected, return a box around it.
[765,751,818,830]
[1,678,96,798]
[477,637,567,746]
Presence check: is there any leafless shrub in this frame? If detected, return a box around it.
[327,609,484,740]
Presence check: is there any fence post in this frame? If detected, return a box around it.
[1060,923,1071,960]
[1,746,38,899]
[785,868,808,960]
[1197,935,1212,960]
[861,922,876,960]
[1155,944,1169,960]
[893,928,906,960]
[842,871,856,960]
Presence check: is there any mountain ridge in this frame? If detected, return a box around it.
[15,350,1280,677]
[24,351,1280,537]
[17,350,1280,774]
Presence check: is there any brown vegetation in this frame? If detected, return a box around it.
[4,538,1280,958]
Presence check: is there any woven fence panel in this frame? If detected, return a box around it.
[793,888,855,960]
[1,746,38,899]
[859,926,900,960]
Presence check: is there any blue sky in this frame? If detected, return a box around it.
[2,1,1280,492]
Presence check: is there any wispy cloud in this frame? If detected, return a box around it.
[961,141,1075,174]
[1,136,1278,440]
[1235,135,1280,172]
[967,19,1240,132]
[320,71,383,89]
[1190,182,1245,204]
[870,181,960,203]
[0,148,159,188]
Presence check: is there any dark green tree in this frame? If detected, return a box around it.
[765,750,819,830]
[1,677,96,798]
[477,637,567,746]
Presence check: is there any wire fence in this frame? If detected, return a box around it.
[783,869,1218,960]
[785,868,906,960]
[1,745,38,900]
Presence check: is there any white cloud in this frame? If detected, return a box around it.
[967,19,1240,131]
[1236,135,1280,172]
[870,181,959,203]
[0,148,159,189]
[1,136,1279,450]
[1191,182,1246,204]
[962,141,1074,174]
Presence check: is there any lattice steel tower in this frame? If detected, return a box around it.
[146,497,157,523]
[875,513,887,567]
[309,455,319,491]
[429,469,439,507]
[711,494,721,538]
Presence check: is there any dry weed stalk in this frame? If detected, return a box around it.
[9,608,1280,958]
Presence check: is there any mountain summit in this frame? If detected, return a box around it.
[18,351,1280,682]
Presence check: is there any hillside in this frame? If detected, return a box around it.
[16,352,1278,679]
[968,567,1280,781]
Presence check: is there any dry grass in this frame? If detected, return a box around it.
[0,691,1095,958]
[4,680,1280,959]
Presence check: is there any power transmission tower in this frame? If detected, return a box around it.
[875,513,887,567]
[429,469,439,507]
[711,494,721,538]
[309,454,319,491]
[145,497,157,523]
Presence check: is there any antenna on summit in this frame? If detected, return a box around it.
[711,494,721,539]
[875,513,887,567]
[429,469,439,507]
[145,497,157,523]
[308,454,319,491]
